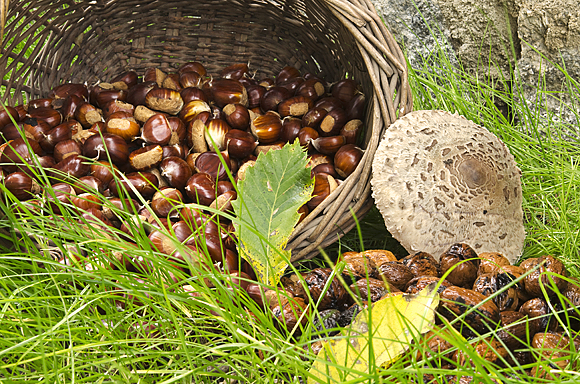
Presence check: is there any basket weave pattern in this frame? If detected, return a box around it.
[0,0,412,262]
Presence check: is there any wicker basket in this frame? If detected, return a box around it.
[0,0,412,262]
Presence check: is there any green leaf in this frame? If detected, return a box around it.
[232,141,314,286]
[308,284,440,383]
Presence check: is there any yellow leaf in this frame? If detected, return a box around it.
[308,283,440,383]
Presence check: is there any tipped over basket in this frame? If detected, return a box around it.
[0,0,412,262]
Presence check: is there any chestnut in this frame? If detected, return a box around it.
[205,118,231,151]
[52,154,91,182]
[180,87,208,104]
[53,139,82,163]
[82,133,129,165]
[162,73,183,91]
[39,121,74,152]
[331,79,359,105]
[3,171,41,200]
[334,144,363,178]
[178,62,207,77]
[310,135,346,155]
[194,151,231,181]
[340,119,363,145]
[319,108,348,136]
[223,103,250,130]
[246,84,266,109]
[210,78,248,108]
[184,173,216,207]
[90,160,119,188]
[260,86,292,113]
[178,100,211,124]
[127,81,158,106]
[73,175,105,194]
[110,70,139,90]
[280,117,302,143]
[28,108,62,128]
[102,100,135,120]
[145,88,184,115]
[251,111,282,144]
[224,129,258,159]
[220,63,249,80]
[151,188,184,218]
[179,71,203,89]
[276,66,301,85]
[48,83,88,101]
[277,96,313,118]
[128,145,164,171]
[159,156,192,190]
[141,114,173,146]
[105,111,140,142]
[108,171,159,199]
[0,105,19,129]
[75,103,103,128]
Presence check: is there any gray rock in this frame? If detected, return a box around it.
[371,0,580,133]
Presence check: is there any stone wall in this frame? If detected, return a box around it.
[373,0,580,131]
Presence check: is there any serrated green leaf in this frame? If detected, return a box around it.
[308,284,440,383]
[232,141,314,286]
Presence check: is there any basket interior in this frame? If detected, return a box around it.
[1,0,373,117]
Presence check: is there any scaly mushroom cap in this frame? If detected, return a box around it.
[371,110,525,262]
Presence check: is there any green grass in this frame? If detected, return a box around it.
[2,11,580,384]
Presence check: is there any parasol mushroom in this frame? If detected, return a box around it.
[371,110,525,262]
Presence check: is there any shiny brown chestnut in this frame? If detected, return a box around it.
[251,111,282,144]
[184,173,216,207]
[159,156,192,190]
[277,96,313,118]
[102,100,136,120]
[51,154,91,183]
[260,86,292,113]
[48,83,89,101]
[75,103,103,128]
[195,151,231,181]
[4,171,41,200]
[128,145,164,171]
[223,103,250,130]
[180,87,208,104]
[178,62,207,77]
[179,71,203,89]
[73,175,105,194]
[345,93,366,121]
[82,133,129,165]
[298,127,319,154]
[105,111,140,142]
[95,89,128,109]
[334,144,363,178]
[210,78,248,108]
[0,105,19,129]
[90,160,119,188]
[276,66,301,85]
[151,188,184,218]
[60,95,84,121]
[301,107,327,130]
[331,79,359,105]
[220,63,249,80]
[126,81,158,106]
[246,84,266,109]
[205,118,231,151]
[0,137,42,173]
[296,78,326,101]
[145,88,184,115]
[110,70,139,90]
[307,172,338,210]
[141,114,173,146]
[53,139,82,163]
[280,117,302,143]
[108,171,159,199]
[28,108,62,128]
[178,100,211,124]
[22,118,52,142]
[224,129,258,159]
[319,108,348,137]
[311,135,346,156]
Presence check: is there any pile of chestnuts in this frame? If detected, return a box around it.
[268,244,579,379]
[0,61,367,282]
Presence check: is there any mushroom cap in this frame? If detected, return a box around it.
[371,110,525,262]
